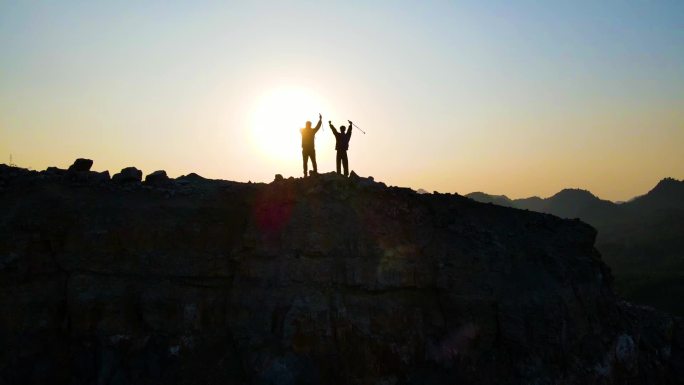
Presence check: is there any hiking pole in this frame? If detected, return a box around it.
[350,121,366,134]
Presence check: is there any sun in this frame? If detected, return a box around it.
[250,87,330,162]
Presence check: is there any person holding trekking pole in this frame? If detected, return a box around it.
[328,120,353,177]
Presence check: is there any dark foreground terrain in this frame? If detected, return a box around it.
[0,162,682,385]
[467,179,684,316]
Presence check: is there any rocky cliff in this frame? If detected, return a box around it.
[466,179,684,317]
[0,163,682,385]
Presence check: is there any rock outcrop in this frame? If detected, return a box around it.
[145,170,171,186]
[112,167,143,184]
[0,164,681,385]
[67,158,94,172]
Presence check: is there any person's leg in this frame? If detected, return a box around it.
[311,150,317,174]
[342,151,349,177]
[302,151,308,177]
[336,151,342,174]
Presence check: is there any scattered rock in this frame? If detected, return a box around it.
[316,171,345,182]
[91,170,110,183]
[274,174,284,182]
[178,173,206,182]
[145,170,170,185]
[67,158,93,172]
[348,171,382,189]
[112,167,142,183]
[44,166,66,176]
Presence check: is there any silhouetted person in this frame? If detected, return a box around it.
[300,113,322,177]
[329,120,353,177]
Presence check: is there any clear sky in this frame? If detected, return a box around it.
[1,1,683,201]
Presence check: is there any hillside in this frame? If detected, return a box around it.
[0,162,682,384]
[467,178,684,316]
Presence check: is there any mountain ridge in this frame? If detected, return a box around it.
[466,178,684,210]
[466,177,684,316]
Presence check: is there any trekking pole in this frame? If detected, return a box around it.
[351,122,366,134]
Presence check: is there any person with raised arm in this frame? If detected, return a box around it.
[300,113,322,177]
[328,120,353,177]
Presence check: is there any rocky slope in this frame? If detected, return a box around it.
[0,162,682,385]
[466,179,684,316]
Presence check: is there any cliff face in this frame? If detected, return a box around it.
[466,179,684,317]
[0,165,681,385]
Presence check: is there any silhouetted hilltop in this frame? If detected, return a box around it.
[542,188,611,214]
[1,161,682,384]
[468,189,617,223]
[626,177,684,211]
[467,178,684,317]
[467,178,684,217]
[512,196,546,212]
[177,172,208,182]
[516,188,617,226]
[464,192,515,207]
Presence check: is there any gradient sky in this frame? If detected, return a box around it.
[1,1,683,201]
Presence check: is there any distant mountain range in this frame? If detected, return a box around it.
[466,177,684,316]
[468,177,683,212]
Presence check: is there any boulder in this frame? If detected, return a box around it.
[177,173,206,182]
[64,169,110,184]
[145,170,170,185]
[274,174,284,182]
[44,167,66,176]
[112,167,142,184]
[348,171,382,188]
[91,170,110,183]
[67,158,93,172]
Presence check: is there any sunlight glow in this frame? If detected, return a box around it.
[250,87,331,162]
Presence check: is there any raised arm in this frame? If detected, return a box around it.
[329,121,339,135]
[347,120,353,138]
[313,113,322,133]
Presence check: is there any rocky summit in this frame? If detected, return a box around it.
[0,162,682,385]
